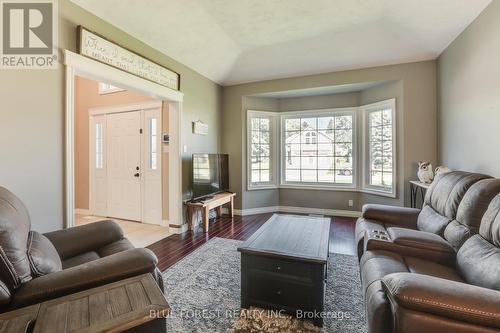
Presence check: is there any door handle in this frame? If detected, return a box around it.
[134,173,140,177]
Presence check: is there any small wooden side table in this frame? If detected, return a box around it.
[186,192,235,232]
[34,274,169,333]
[0,303,39,333]
[409,180,430,208]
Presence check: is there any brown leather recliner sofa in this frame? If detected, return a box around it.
[356,171,500,333]
[0,186,163,312]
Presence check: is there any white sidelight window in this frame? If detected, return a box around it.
[247,111,279,189]
[95,122,104,169]
[362,99,396,197]
[149,118,158,170]
[281,110,356,188]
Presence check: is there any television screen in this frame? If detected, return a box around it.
[192,154,229,200]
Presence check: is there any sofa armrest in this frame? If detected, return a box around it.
[382,273,500,329]
[364,228,456,265]
[44,220,124,259]
[11,248,158,308]
[362,204,420,229]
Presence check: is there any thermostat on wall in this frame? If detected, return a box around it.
[162,133,170,143]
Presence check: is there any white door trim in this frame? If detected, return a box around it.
[65,50,183,230]
[88,101,163,116]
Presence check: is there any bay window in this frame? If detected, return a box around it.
[246,98,396,196]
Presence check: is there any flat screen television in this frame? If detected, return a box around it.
[191,154,229,200]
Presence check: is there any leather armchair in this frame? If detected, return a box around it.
[0,186,163,312]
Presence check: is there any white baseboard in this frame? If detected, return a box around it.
[231,206,361,218]
[74,208,91,215]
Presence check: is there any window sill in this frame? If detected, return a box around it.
[247,184,279,191]
[360,188,396,198]
[247,183,397,199]
[279,183,358,191]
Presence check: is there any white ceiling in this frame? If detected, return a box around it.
[72,0,491,86]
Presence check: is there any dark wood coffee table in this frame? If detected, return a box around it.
[238,214,330,327]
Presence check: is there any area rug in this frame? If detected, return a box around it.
[162,237,366,333]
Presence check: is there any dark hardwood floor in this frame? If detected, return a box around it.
[147,213,357,272]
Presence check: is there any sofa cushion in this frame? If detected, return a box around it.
[478,194,500,247]
[457,235,500,291]
[0,187,33,289]
[423,171,490,220]
[62,251,100,269]
[360,250,463,296]
[361,249,465,333]
[444,179,500,250]
[0,280,11,307]
[417,205,451,236]
[27,231,62,277]
[455,194,500,291]
[98,238,134,257]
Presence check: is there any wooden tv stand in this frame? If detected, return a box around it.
[186,192,236,232]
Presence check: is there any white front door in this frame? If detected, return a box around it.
[106,111,142,221]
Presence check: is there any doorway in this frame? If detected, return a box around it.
[89,104,162,224]
[65,50,184,247]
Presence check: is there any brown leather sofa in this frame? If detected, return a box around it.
[356,172,500,333]
[0,186,163,312]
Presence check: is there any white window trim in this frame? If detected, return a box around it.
[247,110,279,190]
[279,108,358,190]
[361,98,397,198]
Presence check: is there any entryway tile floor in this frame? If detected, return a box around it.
[75,214,172,248]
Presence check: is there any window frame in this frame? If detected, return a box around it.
[279,108,358,190]
[98,82,125,95]
[361,98,397,198]
[247,110,279,190]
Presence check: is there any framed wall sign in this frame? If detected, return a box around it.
[77,26,180,91]
[193,120,208,135]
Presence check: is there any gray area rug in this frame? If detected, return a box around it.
[163,237,366,333]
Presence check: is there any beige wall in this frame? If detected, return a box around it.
[74,76,155,210]
[222,61,437,211]
[0,0,222,232]
[438,1,500,177]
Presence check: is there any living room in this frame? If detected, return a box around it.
[0,1,499,332]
